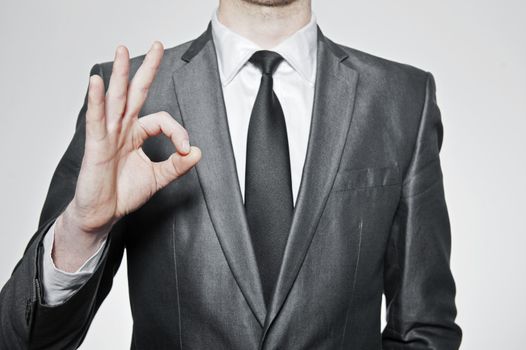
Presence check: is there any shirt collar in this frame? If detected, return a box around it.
[210,8,318,86]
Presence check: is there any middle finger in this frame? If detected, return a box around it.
[125,41,164,118]
[106,45,130,130]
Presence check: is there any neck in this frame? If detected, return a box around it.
[217,0,312,49]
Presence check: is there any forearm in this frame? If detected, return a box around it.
[0,218,52,349]
[52,204,110,273]
[41,219,107,306]
[382,177,462,349]
[0,214,119,349]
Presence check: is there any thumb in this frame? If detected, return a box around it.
[154,146,202,190]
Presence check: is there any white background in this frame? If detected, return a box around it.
[1,0,525,349]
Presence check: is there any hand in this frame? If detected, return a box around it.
[53,42,201,271]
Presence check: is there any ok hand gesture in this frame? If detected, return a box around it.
[54,42,201,271]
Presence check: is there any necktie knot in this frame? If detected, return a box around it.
[249,50,284,76]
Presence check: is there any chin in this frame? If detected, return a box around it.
[242,0,299,7]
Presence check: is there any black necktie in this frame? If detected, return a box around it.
[244,50,294,306]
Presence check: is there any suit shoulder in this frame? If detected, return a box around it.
[327,40,434,118]
[333,41,431,90]
[94,39,194,84]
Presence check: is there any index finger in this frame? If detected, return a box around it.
[125,41,164,117]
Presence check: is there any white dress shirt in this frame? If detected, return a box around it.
[41,9,318,306]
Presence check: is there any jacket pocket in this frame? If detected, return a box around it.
[332,164,401,191]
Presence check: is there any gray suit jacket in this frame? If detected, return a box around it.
[0,23,462,349]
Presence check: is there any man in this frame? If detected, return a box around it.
[0,0,462,348]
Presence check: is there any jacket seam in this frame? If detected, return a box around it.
[172,215,183,349]
[339,219,363,349]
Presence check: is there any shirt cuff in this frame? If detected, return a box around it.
[41,220,107,306]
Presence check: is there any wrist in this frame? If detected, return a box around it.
[52,206,112,272]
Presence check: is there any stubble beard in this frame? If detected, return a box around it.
[241,0,299,7]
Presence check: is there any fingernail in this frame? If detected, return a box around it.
[181,140,190,153]
[151,41,161,50]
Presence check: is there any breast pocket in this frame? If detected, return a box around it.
[331,164,401,192]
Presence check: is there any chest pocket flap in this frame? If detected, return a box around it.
[332,164,401,191]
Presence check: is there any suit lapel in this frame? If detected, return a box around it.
[261,27,360,337]
[171,23,359,333]
[172,24,267,326]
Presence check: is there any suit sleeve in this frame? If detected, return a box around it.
[0,64,126,350]
[41,221,107,306]
[382,72,462,349]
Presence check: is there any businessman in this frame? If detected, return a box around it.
[0,0,462,348]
